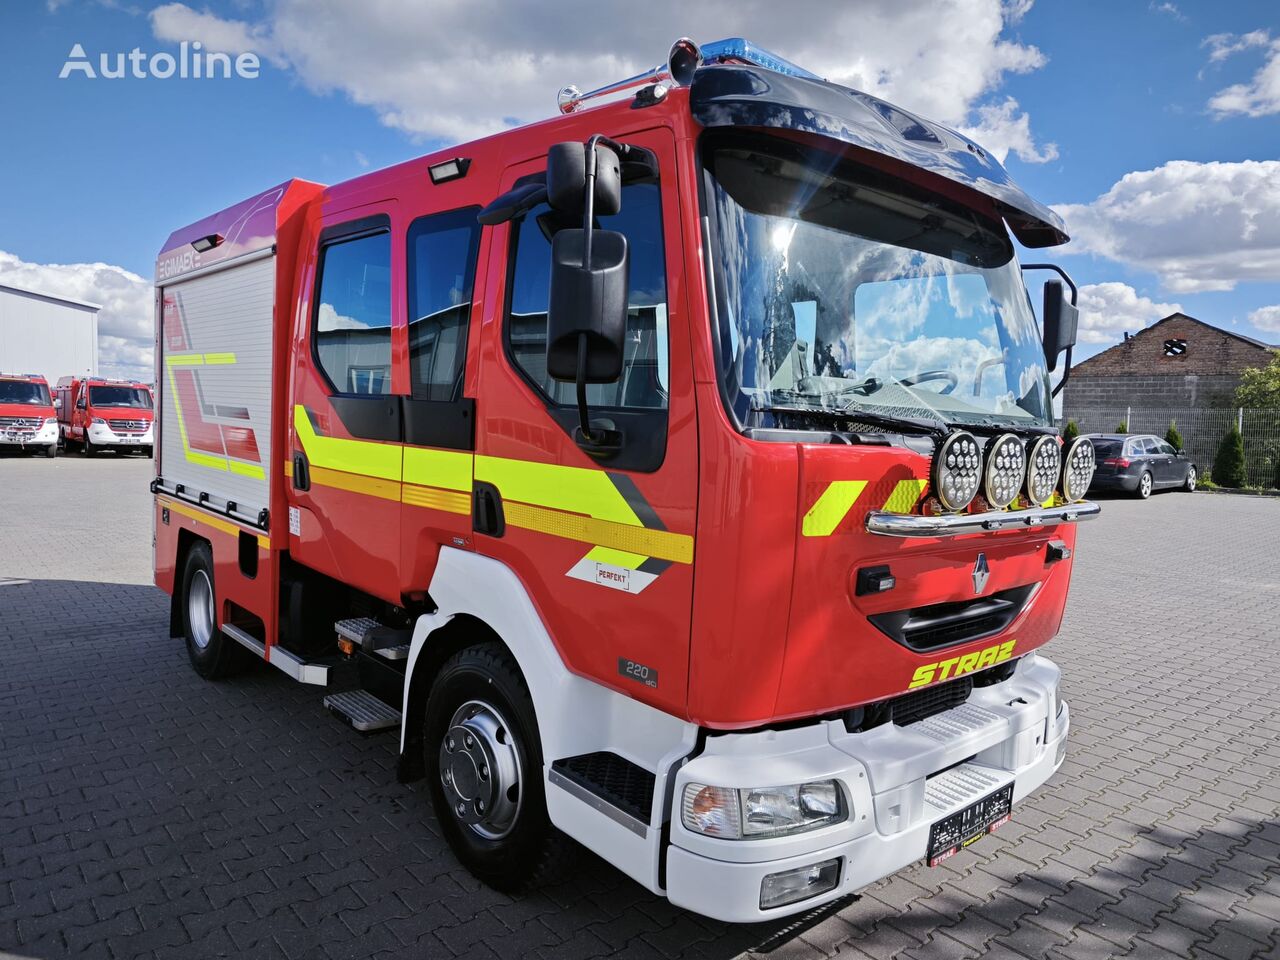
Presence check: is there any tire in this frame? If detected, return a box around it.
[180,540,249,680]
[83,435,95,458]
[1135,471,1153,500]
[44,443,56,459]
[424,643,561,892]
[1184,466,1197,492]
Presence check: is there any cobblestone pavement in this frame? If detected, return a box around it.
[1,454,1278,960]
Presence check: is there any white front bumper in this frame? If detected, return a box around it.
[88,422,153,445]
[1,422,58,446]
[666,655,1068,923]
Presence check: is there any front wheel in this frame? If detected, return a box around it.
[424,643,560,892]
[181,540,250,679]
[44,443,57,458]
[1184,466,1197,492]
[1135,471,1153,500]
[83,435,95,457]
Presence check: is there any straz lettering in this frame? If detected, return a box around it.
[908,639,1017,689]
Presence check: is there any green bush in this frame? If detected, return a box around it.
[1062,419,1079,443]
[1164,420,1183,451]
[1212,424,1247,488]
[1116,419,1128,433]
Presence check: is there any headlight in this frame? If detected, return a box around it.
[43,418,56,428]
[92,417,108,426]
[932,431,981,512]
[682,780,847,839]
[1059,437,1096,502]
[1024,435,1061,505]
[982,433,1026,509]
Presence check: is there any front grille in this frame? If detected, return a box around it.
[889,676,973,725]
[843,659,1018,732]
[108,419,149,432]
[0,416,42,430]
[869,585,1035,652]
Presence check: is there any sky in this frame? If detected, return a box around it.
[0,0,1277,380]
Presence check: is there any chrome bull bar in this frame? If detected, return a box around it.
[866,500,1101,538]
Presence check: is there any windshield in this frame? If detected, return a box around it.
[703,133,1052,432]
[89,386,152,408]
[0,380,50,405]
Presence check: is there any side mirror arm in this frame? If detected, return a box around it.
[1021,262,1078,397]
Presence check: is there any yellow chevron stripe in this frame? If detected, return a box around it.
[882,478,930,514]
[802,480,869,537]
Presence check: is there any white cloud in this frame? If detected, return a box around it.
[1075,282,1181,345]
[1150,2,1185,22]
[960,97,1058,164]
[1248,305,1280,333]
[1052,159,1280,293]
[1205,31,1280,117]
[148,0,1053,155]
[0,249,153,379]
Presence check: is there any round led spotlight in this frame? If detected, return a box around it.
[983,433,1027,509]
[933,431,982,512]
[1024,435,1062,506]
[1059,437,1096,502]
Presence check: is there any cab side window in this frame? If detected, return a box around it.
[407,207,481,401]
[314,228,392,395]
[507,182,669,411]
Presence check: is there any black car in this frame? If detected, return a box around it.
[1086,433,1197,499]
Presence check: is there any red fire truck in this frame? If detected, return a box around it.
[55,375,155,457]
[152,39,1097,921]
[0,372,59,456]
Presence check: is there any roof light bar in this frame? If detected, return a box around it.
[557,36,819,115]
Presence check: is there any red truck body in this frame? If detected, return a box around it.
[0,373,59,455]
[55,375,155,456]
[150,39,1095,922]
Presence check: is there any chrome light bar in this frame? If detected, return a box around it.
[866,500,1101,538]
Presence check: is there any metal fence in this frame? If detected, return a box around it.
[1059,407,1280,489]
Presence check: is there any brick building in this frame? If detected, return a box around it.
[1062,312,1277,413]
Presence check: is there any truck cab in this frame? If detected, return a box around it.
[56,375,155,457]
[152,38,1096,923]
[0,372,59,457]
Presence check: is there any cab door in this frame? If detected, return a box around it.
[287,202,405,603]
[472,125,699,718]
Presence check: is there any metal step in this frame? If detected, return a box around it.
[334,617,412,653]
[324,689,402,732]
[549,752,655,838]
[375,643,410,661]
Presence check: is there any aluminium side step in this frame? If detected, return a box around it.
[549,752,656,838]
[223,624,332,686]
[324,689,402,732]
[334,617,412,656]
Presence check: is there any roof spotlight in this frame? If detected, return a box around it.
[932,431,982,512]
[668,37,702,86]
[983,433,1026,509]
[1024,435,1062,506]
[1059,437,1096,502]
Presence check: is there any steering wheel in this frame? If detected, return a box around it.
[898,370,958,395]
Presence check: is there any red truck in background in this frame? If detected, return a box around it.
[55,376,155,457]
[0,373,59,457]
[151,38,1099,922]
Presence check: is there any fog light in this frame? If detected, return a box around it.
[759,858,841,910]
[1024,435,1061,505]
[1059,437,1096,502]
[932,431,981,511]
[983,433,1026,509]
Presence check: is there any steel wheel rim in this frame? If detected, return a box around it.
[1141,474,1152,497]
[439,699,523,840]
[189,569,215,649]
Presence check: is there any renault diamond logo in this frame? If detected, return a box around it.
[972,553,990,594]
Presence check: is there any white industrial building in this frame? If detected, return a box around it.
[0,282,101,384]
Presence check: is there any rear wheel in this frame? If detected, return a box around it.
[1184,466,1197,492]
[181,541,249,679]
[424,643,560,892]
[1135,471,1153,500]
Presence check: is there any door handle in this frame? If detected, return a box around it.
[472,481,505,537]
[292,452,310,491]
